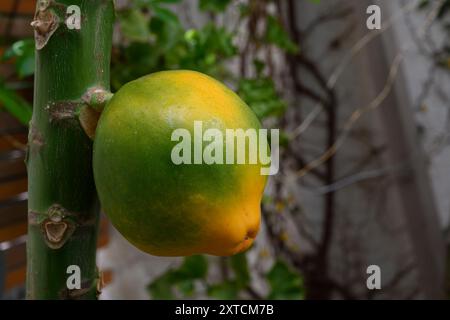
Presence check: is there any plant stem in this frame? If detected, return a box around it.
[26,0,114,299]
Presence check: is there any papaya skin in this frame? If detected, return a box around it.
[93,70,268,256]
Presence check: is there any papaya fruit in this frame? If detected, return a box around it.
[93,70,267,256]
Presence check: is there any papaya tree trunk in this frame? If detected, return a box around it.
[26,0,114,299]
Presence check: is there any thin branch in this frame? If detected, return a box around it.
[296,0,445,178]
[291,205,320,249]
[310,163,411,195]
[302,6,354,39]
[290,1,418,139]
[296,51,405,178]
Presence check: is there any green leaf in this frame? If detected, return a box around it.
[153,6,179,23]
[147,273,176,299]
[0,83,33,125]
[2,39,35,78]
[178,24,237,76]
[239,3,250,17]
[267,260,305,300]
[208,281,240,299]
[177,279,195,297]
[279,130,290,147]
[238,78,286,120]
[135,0,182,8]
[199,0,232,13]
[230,253,250,287]
[147,255,208,299]
[265,15,299,54]
[150,13,183,52]
[253,59,265,77]
[154,0,183,3]
[111,41,159,90]
[176,255,208,279]
[118,9,150,42]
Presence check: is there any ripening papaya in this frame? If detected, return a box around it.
[93,70,268,256]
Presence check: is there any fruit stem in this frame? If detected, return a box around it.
[79,88,114,140]
[82,87,114,112]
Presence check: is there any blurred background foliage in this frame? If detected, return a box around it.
[0,38,34,125]
[0,0,301,125]
[147,254,305,300]
[111,0,293,124]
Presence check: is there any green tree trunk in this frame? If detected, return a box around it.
[26,0,114,299]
